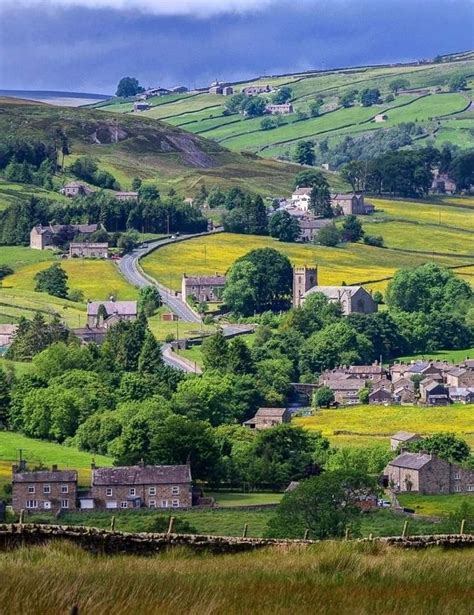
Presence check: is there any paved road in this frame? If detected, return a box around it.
[118,232,254,371]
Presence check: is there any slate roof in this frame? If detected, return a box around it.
[254,407,288,418]
[93,465,192,486]
[87,301,137,316]
[406,362,431,374]
[388,453,432,470]
[330,193,360,201]
[292,187,311,196]
[391,431,419,442]
[327,379,364,391]
[304,285,364,299]
[348,365,383,375]
[33,223,99,235]
[184,275,226,286]
[13,470,77,483]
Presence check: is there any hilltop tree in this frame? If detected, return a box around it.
[116,77,144,97]
[293,141,315,166]
[34,263,68,298]
[389,78,410,94]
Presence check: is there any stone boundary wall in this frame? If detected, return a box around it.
[0,524,472,556]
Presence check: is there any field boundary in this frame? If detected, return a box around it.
[0,524,472,555]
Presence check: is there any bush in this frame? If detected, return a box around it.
[316,224,341,247]
[363,234,384,247]
[260,117,276,131]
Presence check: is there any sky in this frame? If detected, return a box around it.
[0,0,473,94]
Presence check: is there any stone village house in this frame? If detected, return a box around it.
[86,300,137,328]
[80,464,193,510]
[243,407,291,430]
[69,243,109,259]
[384,452,474,495]
[30,223,101,250]
[12,465,78,514]
[181,274,226,304]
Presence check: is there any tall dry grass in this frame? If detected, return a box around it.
[0,541,473,614]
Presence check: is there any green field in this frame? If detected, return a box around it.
[96,58,474,157]
[398,493,474,516]
[296,404,474,449]
[147,307,216,341]
[2,540,472,614]
[396,347,474,363]
[0,179,69,211]
[0,431,112,495]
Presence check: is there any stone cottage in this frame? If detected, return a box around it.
[181,274,226,304]
[12,465,78,514]
[243,407,291,430]
[86,300,137,328]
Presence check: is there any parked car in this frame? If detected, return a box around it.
[377,499,391,508]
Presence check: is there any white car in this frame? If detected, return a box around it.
[377,499,391,508]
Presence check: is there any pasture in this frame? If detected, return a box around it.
[141,215,472,295]
[0,431,112,495]
[1,540,472,614]
[295,404,474,449]
[396,347,474,364]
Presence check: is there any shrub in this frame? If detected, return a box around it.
[363,234,384,247]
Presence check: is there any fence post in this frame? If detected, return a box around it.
[460,519,466,536]
[402,520,409,539]
[110,516,116,532]
[304,529,309,540]
[19,509,25,526]
[167,516,175,535]
[242,523,248,538]
[344,526,350,541]
[369,533,373,541]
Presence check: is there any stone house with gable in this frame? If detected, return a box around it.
[60,182,95,198]
[265,103,293,115]
[86,464,193,510]
[384,453,474,494]
[243,407,291,430]
[12,465,78,513]
[86,300,137,329]
[390,432,421,451]
[30,223,101,250]
[181,274,226,304]
[446,367,474,388]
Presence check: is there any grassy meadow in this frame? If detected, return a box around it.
[398,493,474,516]
[0,541,472,614]
[395,347,474,363]
[295,404,474,449]
[0,431,112,496]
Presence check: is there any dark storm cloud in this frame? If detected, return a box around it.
[0,0,472,93]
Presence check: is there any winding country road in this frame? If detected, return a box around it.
[118,231,253,372]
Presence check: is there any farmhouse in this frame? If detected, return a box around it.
[85,464,193,510]
[390,432,421,451]
[374,114,388,122]
[298,217,332,242]
[265,103,293,115]
[291,187,312,212]
[384,453,474,495]
[243,407,291,430]
[209,81,234,95]
[330,193,374,215]
[181,274,226,303]
[86,300,138,328]
[0,324,18,353]
[242,85,272,96]
[12,465,78,514]
[431,173,457,194]
[133,102,151,112]
[142,87,170,98]
[60,182,95,198]
[30,223,101,250]
[69,243,109,259]
[114,191,139,202]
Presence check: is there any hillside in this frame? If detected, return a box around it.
[97,54,474,161]
[0,98,323,197]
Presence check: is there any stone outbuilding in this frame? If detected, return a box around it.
[86,300,137,328]
[390,432,421,451]
[243,407,291,430]
[69,243,109,259]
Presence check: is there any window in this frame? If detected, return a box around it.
[454,472,461,480]
[129,488,136,496]
[28,485,35,494]
[171,486,180,495]
[61,499,69,509]
[149,500,156,508]
[26,500,38,509]
[43,484,51,494]
[172,499,180,508]
[148,487,156,496]
[43,501,51,510]
[120,501,128,509]
[468,485,474,492]
[61,485,68,494]
[161,500,169,508]
[106,488,113,497]
[454,485,462,493]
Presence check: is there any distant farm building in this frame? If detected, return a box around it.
[243,407,291,430]
[60,182,95,198]
[242,84,273,96]
[265,103,293,115]
[291,189,374,215]
[0,324,18,354]
[431,173,457,194]
[133,101,151,112]
[209,81,234,96]
[114,191,139,202]
[30,223,101,250]
[374,114,388,122]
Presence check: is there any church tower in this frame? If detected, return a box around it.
[293,265,318,308]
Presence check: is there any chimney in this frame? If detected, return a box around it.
[51,464,58,472]
[138,458,145,468]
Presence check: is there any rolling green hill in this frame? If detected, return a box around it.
[0,97,333,197]
[96,54,474,160]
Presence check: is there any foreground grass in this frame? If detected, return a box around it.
[0,431,112,494]
[0,541,472,614]
[296,404,474,449]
